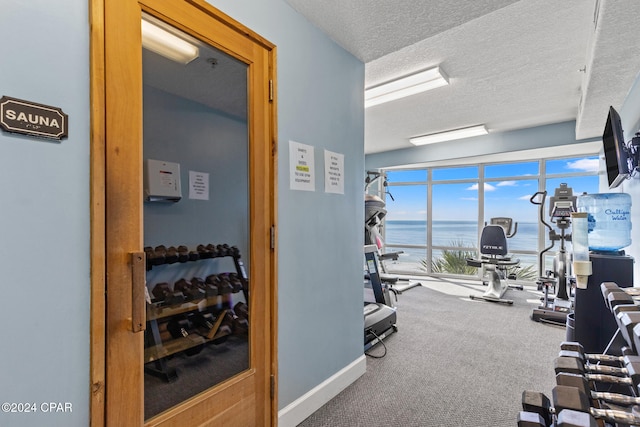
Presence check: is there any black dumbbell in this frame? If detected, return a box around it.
[559,341,639,366]
[206,274,233,295]
[151,282,185,306]
[217,244,230,256]
[234,302,248,320]
[219,272,243,293]
[516,410,547,426]
[554,356,640,384]
[229,245,241,257]
[176,245,190,263]
[174,278,206,303]
[601,282,636,312]
[190,312,216,331]
[196,244,214,259]
[164,246,179,264]
[557,371,640,407]
[555,409,597,427]
[523,386,640,426]
[192,276,218,297]
[146,245,166,266]
[203,243,219,257]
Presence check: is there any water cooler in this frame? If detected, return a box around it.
[571,192,634,354]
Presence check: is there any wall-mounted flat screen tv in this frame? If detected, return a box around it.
[603,106,629,189]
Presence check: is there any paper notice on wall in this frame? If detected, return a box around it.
[189,170,209,200]
[289,140,315,191]
[324,150,344,194]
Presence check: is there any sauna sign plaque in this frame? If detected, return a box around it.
[0,96,68,140]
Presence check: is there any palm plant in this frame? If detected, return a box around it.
[423,239,539,281]
[424,240,478,275]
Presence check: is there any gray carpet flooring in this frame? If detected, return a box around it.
[298,277,567,427]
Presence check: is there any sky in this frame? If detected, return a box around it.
[384,156,600,222]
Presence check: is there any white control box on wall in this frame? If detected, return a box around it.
[144,159,182,202]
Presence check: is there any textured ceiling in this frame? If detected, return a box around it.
[286,0,640,154]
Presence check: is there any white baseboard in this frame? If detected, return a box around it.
[277,355,366,427]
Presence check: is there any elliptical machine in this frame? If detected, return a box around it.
[530,183,576,326]
[364,171,421,294]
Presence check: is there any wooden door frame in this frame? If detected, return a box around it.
[89,1,278,425]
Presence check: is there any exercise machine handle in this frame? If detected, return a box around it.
[530,191,555,278]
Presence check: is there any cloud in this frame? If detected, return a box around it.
[467,183,496,191]
[461,197,478,201]
[566,158,599,172]
[518,194,533,201]
[497,180,517,187]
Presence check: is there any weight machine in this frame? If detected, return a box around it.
[530,183,576,326]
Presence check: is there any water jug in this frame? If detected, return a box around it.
[576,193,632,252]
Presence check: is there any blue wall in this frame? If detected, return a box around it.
[365,121,592,170]
[207,0,366,410]
[0,1,90,426]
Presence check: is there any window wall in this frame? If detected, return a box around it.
[379,154,599,281]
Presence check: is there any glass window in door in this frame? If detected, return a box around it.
[140,15,250,420]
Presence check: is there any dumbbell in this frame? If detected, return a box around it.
[190,312,216,331]
[523,386,640,426]
[516,410,547,426]
[228,307,248,335]
[145,245,166,266]
[560,341,638,366]
[217,244,231,256]
[207,243,222,257]
[555,355,640,380]
[206,274,233,295]
[166,316,204,356]
[174,278,206,303]
[229,245,241,257]
[554,356,640,398]
[176,245,200,262]
[219,272,243,293]
[151,282,185,306]
[234,302,248,320]
[191,276,218,297]
[167,246,181,264]
[601,282,637,312]
[557,371,640,408]
[196,244,215,259]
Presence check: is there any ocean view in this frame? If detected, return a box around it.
[384,220,541,270]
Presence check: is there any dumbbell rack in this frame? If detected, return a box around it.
[143,243,249,382]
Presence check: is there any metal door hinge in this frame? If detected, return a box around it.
[270,225,275,250]
[269,80,274,102]
[270,374,275,399]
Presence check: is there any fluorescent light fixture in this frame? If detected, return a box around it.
[365,67,449,108]
[141,18,199,64]
[409,125,488,146]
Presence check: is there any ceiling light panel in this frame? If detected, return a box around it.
[409,125,488,146]
[141,18,199,64]
[365,67,449,108]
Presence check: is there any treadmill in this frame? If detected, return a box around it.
[364,244,397,350]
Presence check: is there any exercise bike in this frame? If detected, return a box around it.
[530,183,576,326]
[466,217,523,305]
